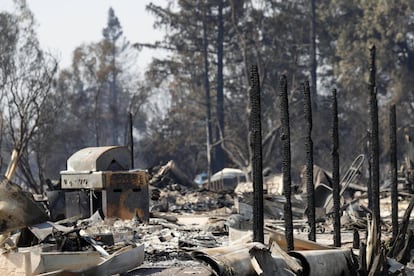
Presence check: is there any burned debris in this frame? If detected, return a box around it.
[0,177,49,235]
[0,147,413,275]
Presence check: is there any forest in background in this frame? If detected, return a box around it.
[0,0,414,193]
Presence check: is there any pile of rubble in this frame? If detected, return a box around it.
[0,153,413,275]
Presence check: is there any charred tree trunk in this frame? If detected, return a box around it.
[310,0,317,101]
[214,0,225,172]
[280,75,294,251]
[111,40,118,145]
[249,65,264,243]
[202,2,213,183]
[332,88,341,247]
[390,104,398,240]
[304,81,315,241]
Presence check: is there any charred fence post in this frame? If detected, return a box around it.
[304,81,316,241]
[249,65,264,243]
[390,104,398,241]
[369,45,381,236]
[280,75,294,251]
[332,88,341,247]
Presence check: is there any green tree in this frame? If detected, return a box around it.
[102,7,124,145]
[141,0,315,179]
[318,0,414,166]
[141,0,224,176]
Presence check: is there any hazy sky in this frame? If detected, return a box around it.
[0,0,166,69]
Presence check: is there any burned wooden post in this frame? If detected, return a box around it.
[280,75,294,251]
[359,242,368,274]
[353,229,360,249]
[304,81,316,242]
[366,130,373,211]
[249,65,264,243]
[129,112,134,168]
[332,88,341,247]
[390,104,398,240]
[369,45,381,235]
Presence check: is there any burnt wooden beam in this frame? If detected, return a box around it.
[366,130,373,211]
[390,104,398,241]
[353,229,360,249]
[332,88,341,247]
[129,112,134,168]
[249,65,264,243]
[304,81,316,242]
[280,75,294,251]
[369,45,381,236]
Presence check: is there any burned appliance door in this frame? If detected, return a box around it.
[104,171,149,222]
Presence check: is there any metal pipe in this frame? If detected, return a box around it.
[191,242,263,275]
[289,249,357,276]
